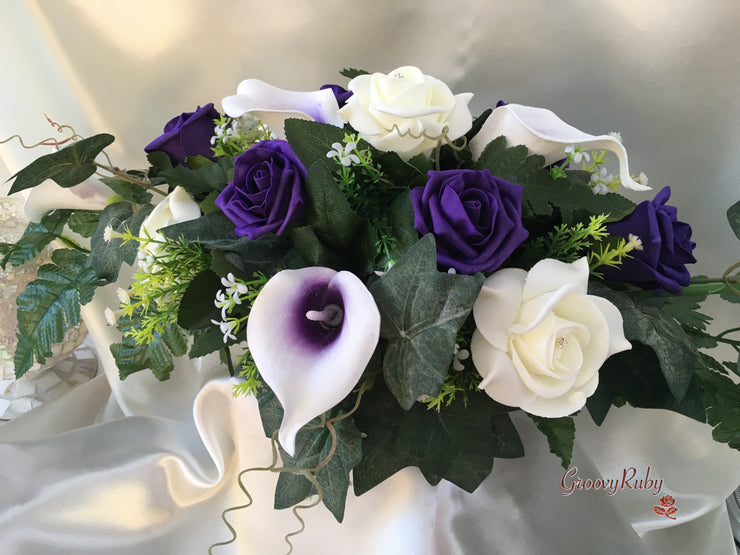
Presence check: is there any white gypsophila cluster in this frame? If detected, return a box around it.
[452,343,470,371]
[210,273,250,343]
[564,144,590,164]
[590,166,614,195]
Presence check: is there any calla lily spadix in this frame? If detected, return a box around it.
[469,104,651,192]
[222,79,344,140]
[247,267,380,456]
[23,176,116,223]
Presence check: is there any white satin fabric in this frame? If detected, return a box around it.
[0,1,739,553]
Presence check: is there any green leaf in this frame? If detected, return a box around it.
[589,282,697,401]
[529,415,576,468]
[386,189,419,262]
[586,342,706,425]
[353,381,512,495]
[99,177,153,205]
[284,119,348,170]
[694,354,740,450]
[339,68,369,79]
[1,209,72,269]
[369,235,484,409]
[160,157,233,197]
[303,162,364,248]
[256,387,362,522]
[14,249,99,378]
[8,134,115,194]
[177,270,222,329]
[110,309,187,381]
[189,326,228,358]
[146,150,173,176]
[727,200,740,241]
[67,210,101,238]
[475,136,544,184]
[89,202,152,281]
[288,225,346,269]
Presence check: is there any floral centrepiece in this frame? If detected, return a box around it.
[2,65,738,535]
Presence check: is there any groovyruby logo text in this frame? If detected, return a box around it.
[560,466,664,497]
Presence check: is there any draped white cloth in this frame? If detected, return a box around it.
[1,1,739,553]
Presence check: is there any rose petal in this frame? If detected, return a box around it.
[473,268,526,351]
[247,267,380,456]
[470,104,651,192]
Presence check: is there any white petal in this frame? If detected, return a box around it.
[473,268,526,351]
[469,104,651,191]
[522,257,589,302]
[587,295,632,356]
[222,79,343,139]
[22,177,115,223]
[168,185,201,222]
[247,267,380,456]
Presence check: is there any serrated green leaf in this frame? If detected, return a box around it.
[727,200,740,241]
[339,68,369,79]
[369,235,484,409]
[14,249,99,378]
[529,415,576,468]
[160,157,233,197]
[177,270,222,329]
[189,326,230,359]
[353,381,509,495]
[110,309,187,381]
[303,162,364,248]
[288,225,346,269]
[146,150,173,177]
[89,202,152,281]
[284,119,348,170]
[589,282,697,401]
[694,354,740,450]
[8,134,115,194]
[67,210,101,238]
[1,209,72,269]
[99,177,153,205]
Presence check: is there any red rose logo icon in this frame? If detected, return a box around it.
[653,495,678,519]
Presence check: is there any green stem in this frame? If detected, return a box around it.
[94,162,166,195]
[56,234,90,253]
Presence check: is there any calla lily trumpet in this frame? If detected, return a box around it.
[222,79,344,140]
[469,104,651,192]
[23,176,116,223]
[246,267,380,456]
[139,186,200,258]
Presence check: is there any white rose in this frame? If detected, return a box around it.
[139,186,200,258]
[471,257,631,417]
[338,66,473,159]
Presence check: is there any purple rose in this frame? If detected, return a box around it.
[215,140,306,239]
[320,84,353,107]
[145,103,220,166]
[601,186,696,294]
[410,169,528,274]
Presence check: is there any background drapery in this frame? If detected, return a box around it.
[0,1,738,553]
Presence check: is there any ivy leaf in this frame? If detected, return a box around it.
[694,354,740,450]
[589,282,697,401]
[67,210,101,238]
[110,309,188,381]
[8,134,115,194]
[284,119,348,170]
[529,415,576,468]
[288,226,346,269]
[160,157,233,197]
[369,235,484,409]
[257,387,362,522]
[303,162,364,248]
[386,189,419,262]
[0,209,72,269]
[89,202,152,282]
[727,200,740,241]
[339,68,369,79]
[353,382,513,495]
[14,249,99,378]
[99,177,152,205]
[177,270,222,330]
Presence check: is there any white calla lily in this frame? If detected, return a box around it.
[23,176,116,223]
[139,186,200,257]
[469,104,651,192]
[222,79,343,140]
[247,267,380,456]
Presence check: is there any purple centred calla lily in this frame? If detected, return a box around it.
[144,103,220,166]
[601,186,696,294]
[247,267,380,456]
[411,169,529,274]
[215,140,306,239]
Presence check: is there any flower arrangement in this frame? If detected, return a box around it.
[1,66,739,541]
